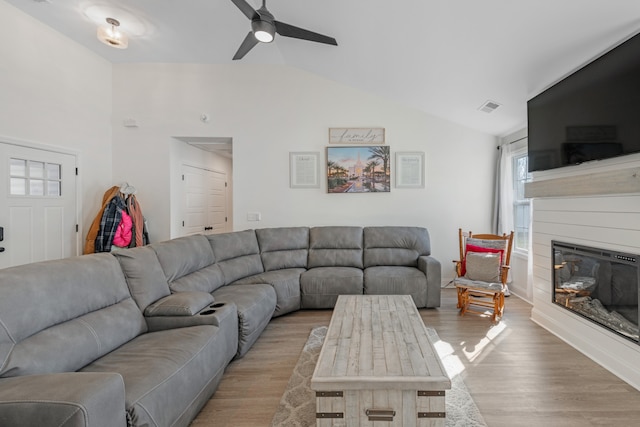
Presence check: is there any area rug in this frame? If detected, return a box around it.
[270,326,487,427]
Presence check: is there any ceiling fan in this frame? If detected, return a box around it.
[230,0,338,60]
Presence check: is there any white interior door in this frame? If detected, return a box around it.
[182,164,228,236]
[0,142,77,269]
[208,169,228,234]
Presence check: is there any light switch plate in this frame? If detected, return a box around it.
[247,212,261,221]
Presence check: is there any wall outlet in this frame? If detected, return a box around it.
[247,212,261,221]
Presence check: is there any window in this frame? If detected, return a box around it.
[513,152,531,252]
[9,158,62,196]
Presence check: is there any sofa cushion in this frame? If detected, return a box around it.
[308,226,364,268]
[363,226,431,268]
[81,325,226,427]
[208,230,264,285]
[211,284,276,357]
[169,264,226,294]
[364,266,428,307]
[300,267,363,308]
[0,254,146,378]
[152,234,216,280]
[113,246,171,310]
[233,269,304,317]
[0,372,126,427]
[256,227,309,271]
[152,235,225,293]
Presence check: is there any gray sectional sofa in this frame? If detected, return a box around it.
[0,226,440,427]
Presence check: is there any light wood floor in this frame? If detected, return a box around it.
[191,288,640,426]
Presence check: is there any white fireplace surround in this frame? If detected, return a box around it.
[526,152,640,391]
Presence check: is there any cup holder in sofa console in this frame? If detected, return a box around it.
[200,303,225,315]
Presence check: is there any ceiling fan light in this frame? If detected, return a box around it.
[254,30,273,43]
[252,20,275,43]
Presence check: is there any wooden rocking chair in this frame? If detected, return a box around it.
[453,228,514,322]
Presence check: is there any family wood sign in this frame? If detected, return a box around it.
[329,128,385,144]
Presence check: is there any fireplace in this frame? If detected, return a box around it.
[552,241,639,343]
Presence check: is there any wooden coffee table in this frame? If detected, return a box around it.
[311,295,451,426]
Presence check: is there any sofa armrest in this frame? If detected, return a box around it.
[144,291,214,317]
[145,297,237,333]
[418,255,442,307]
[0,372,125,427]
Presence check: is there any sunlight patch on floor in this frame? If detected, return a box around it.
[460,320,508,363]
[433,337,466,378]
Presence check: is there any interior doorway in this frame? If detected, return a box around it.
[172,136,233,238]
[181,164,229,236]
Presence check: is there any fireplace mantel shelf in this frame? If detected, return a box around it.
[525,167,640,198]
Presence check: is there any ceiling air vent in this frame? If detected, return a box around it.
[478,100,501,113]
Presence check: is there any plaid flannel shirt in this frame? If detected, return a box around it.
[95,195,126,252]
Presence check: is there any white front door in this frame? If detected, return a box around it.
[0,142,77,269]
[182,164,228,236]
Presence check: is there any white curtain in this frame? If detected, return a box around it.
[493,143,516,294]
[495,143,514,236]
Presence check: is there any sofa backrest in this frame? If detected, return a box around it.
[208,230,264,284]
[0,254,147,378]
[151,235,225,293]
[308,226,364,268]
[363,226,431,268]
[113,245,172,310]
[256,227,309,271]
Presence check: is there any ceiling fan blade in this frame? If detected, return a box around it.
[233,32,259,60]
[274,21,338,46]
[230,0,258,20]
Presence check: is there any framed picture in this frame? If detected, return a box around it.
[327,146,390,193]
[289,152,320,188]
[329,128,385,144]
[395,151,425,188]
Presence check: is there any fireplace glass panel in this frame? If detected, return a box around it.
[552,241,639,343]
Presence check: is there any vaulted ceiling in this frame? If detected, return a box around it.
[7,0,640,136]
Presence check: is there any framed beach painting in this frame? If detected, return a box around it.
[326,146,390,193]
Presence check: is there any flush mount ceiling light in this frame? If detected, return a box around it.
[97,17,128,49]
[84,6,147,37]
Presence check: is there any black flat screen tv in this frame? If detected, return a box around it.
[527,31,640,172]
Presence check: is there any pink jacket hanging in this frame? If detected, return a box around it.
[112,210,133,247]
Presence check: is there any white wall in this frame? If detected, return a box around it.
[0,1,113,249]
[112,63,497,276]
[529,153,640,390]
[2,2,498,272]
